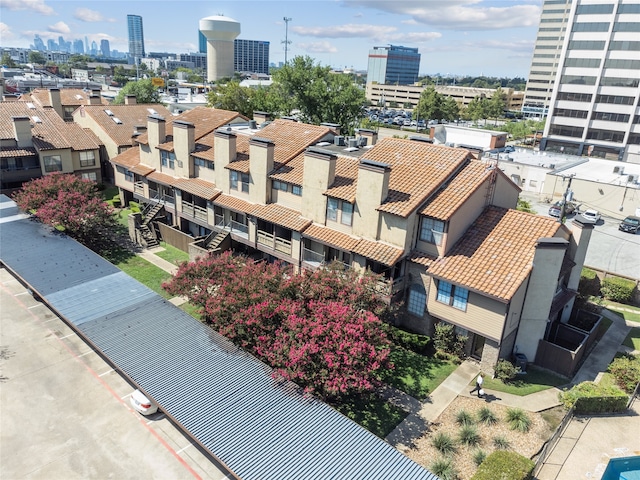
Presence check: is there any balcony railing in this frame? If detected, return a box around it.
[230,220,249,237]
[182,201,207,221]
[133,181,144,194]
[303,248,325,266]
[257,230,292,255]
[376,276,405,296]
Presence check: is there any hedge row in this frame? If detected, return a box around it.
[471,450,534,480]
[579,268,636,304]
[387,326,430,355]
[559,381,629,414]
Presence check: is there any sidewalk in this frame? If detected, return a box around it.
[136,246,188,306]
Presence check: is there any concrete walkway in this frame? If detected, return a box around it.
[136,246,189,306]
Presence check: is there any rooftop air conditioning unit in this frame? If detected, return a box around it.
[348,138,358,148]
[628,174,638,183]
[613,166,622,174]
[334,135,345,146]
[357,137,367,147]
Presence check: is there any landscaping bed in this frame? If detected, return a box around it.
[403,396,561,480]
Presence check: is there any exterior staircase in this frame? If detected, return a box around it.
[205,230,230,251]
[139,224,159,248]
[142,202,164,227]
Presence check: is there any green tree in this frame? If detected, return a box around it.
[1,53,16,68]
[270,56,366,135]
[28,51,46,66]
[113,79,161,104]
[488,87,507,124]
[415,86,446,122]
[207,80,254,117]
[465,95,490,123]
[442,96,460,122]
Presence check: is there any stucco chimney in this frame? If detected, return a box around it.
[48,88,63,118]
[301,147,337,223]
[321,122,341,136]
[252,111,271,125]
[87,95,101,105]
[147,115,166,149]
[12,116,33,148]
[172,120,195,176]
[353,159,391,239]
[213,128,237,192]
[124,95,137,105]
[249,136,275,204]
[357,128,378,146]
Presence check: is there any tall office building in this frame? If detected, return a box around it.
[540,0,640,163]
[33,35,46,51]
[366,45,421,85]
[522,0,572,118]
[234,39,270,74]
[73,39,85,54]
[199,31,207,54]
[100,39,110,58]
[127,14,145,60]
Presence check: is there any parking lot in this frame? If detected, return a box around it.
[0,267,231,480]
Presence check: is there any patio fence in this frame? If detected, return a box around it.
[532,407,575,477]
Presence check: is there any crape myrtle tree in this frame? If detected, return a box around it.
[13,173,117,250]
[163,252,394,401]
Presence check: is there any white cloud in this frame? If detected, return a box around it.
[0,22,15,41]
[74,8,116,23]
[298,41,338,54]
[0,0,55,15]
[292,23,397,38]
[48,21,70,34]
[386,31,442,43]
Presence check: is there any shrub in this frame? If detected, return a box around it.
[432,432,457,455]
[494,359,520,382]
[473,449,487,466]
[601,276,636,304]
[434,322,467,358]
[112,194,121,208]
[493,435,510,449]
[506,408,531,432]
[430,456,459,480]
[455,409,475,426]
[388,326,431,355]
[579,267,601,298]
[458,424,481,446]
[608,355,640,394]
[477,407,498,425]
[559,381,629,413]
[471,451,534,480]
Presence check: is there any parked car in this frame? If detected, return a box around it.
[548,200,576,218]
[130,389,158,415]
[581,209,601,224]
[619,215,640,234]
[504,145,515,153]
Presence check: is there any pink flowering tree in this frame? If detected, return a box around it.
[13,173,117,249]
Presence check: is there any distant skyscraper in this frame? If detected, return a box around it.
[234,39,270,74]
[127,14,146,60]
[73,39,85,54]
[33,35,46,51]
[85,36,90,54]
[366,45,420,85]
[100,39,110,58]
[199,31,207,54]
[540,0,640,163]
[91,41,98,56]
[47,39,57,51]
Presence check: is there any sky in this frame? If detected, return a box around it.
[0,0,545,78]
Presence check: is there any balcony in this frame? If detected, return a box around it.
[257,230,292,256]
[376,276,405,296]
[133,181,144,195]
[303,247,325,267]
[182,201,208,222]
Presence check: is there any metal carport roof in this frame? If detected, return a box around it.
[0,194,438,480]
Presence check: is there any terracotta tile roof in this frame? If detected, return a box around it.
[0,147,37,158]
[213,193,255,213]
[171,107,246,141]
[21,88,109,109]
[191,131,215,161]
[157,141,175,152]
[111,146,141,168]
[60,122,102,151]
[302,224,361,252]
[420,160,494,220]
[364,138,470,217]
[249,203,312,232]
[147,171,179,186]
[78,104,172,147]
[428,206,563,302]
[323,155,359,202]
[352,238,405,267]
[269,152,304,185]
[409,250,438,267]
[174,178,220,200]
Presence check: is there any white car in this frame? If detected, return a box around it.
[581,209,601,224]
[130,389,159,415]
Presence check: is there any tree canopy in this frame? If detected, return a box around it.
[28,51,46,65]
[163,252,393,401]
[113,78,161,104]
[414,86,459,123]
[13,173,117,250]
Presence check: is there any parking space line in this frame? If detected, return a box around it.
[177,444,192,454]
[15,291,30,296]
[78,351,94,357]
[59,333,75,339]
[98,369,114,377]
[28,304,46,309]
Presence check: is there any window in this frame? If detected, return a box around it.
[549,125,584,138]
[564,57,601,68]
[124,169,134,182]
[560,75,596,85]
[618,3,640,13]
[604,59,640,69]
[614,22,640,32]
[567,40,605,50]
[572,22,609,32]
[79,150,96,167]
[407,284,426,317]
[554,108,589,119]
[595,94,634,105]
[81,172,97,181]
[586,128,625,143]
[194,157,214,170]
[327,197,338,221]
[273,180,288,192]
[63,106,75,120]
[556,92,592,102]
[609,41,640,51]
[600,77,639,88]
[341,202,353,226]
[161,150,175,169]
[241,173,250,193]
[419,217,445,245]
[292,185,302,196]
[592,112,630,123]
[230,170,238,189]
[43,155,62,172]
[437,280,469,311]
[576,3,613,14]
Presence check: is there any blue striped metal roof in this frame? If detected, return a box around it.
[0,194,438,480]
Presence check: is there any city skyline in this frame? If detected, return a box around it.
[1,0,544,77]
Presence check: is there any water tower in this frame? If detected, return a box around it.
[199,15,241,82]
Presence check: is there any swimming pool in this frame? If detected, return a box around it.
[602,456,640,480]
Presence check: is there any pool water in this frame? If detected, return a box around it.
[602,456,640,480]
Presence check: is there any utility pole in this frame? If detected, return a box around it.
[558,174,575,223]
[282,17,292,65]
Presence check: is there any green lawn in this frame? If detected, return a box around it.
[622,327,640,351]
[382,347,459,400]
[179,302,203,321]
[602,301,640,324]
[481,365,569,396]
[155,242,190,265]
[334,394,409,439]
[114,255,173,299]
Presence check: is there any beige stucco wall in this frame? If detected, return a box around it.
[491,172,520,209]
[249,140,274,205]
[301,150,336,224]
[195,163,216,184]
[271,189,302,211]
[353,164,389,240]
[72,113,120,161]
[378,212,410,249]
[172,122,195,179]
[40,148,73,174]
